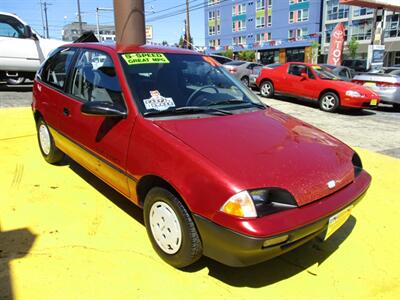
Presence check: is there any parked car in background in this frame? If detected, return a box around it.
[0,11,64,84]
[352,69,400,111]
[223,61,262,86]
[32,43,371,268]
[342,59,368,73]
[249,63,281,89]
[257,62,380,112]
[209,54,232,65]
[320,64,355,81]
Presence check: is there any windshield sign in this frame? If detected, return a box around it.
[119,53,264,116]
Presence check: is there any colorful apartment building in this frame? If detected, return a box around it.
[205,0,323,64]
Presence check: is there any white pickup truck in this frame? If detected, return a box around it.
[0,12,65,84]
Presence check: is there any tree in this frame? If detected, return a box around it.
[219,49,233,59]
[238,50,255,61]
[162,40,169,46]
[310,40,320,64]
[178,35,193,49]
[348,37,359,59]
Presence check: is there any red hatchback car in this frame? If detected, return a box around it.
[32,43,371,268]
[256,62,380,112]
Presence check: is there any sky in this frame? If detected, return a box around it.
[0,0,205,46]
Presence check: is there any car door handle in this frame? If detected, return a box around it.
[63,107,70,116]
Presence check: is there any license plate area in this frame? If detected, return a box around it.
[370,99,378,105]
[324,205,353,240]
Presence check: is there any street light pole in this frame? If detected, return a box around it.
[113,0,146,48]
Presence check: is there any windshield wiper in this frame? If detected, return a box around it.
[143,106,233,117]
[209,99,266,109]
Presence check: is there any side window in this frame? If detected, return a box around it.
[339,68,348,78]
[42,48,77,89]
[0,16,25,38]
[288,64,306,76]
[70,49,124,106]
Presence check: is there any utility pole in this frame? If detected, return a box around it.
[43,2,50,38]
[185,0,191,49]
[39,1,45,37]
[77,0,83,35]
[113,0,146,48]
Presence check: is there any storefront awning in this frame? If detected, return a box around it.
[339,0,400,11]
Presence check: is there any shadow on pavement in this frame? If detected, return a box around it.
[66,157,144,225]
[59,156,356,288]
[184,216,356,287]
[0,84,33,93]
[0,224,36,300]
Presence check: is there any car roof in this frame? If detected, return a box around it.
[61,42,200,55]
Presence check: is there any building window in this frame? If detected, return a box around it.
[289,9,308,23]
[385,14,400,38]
[256,16,265,28]
[325,22,348,43]
[352,19,373,41]
[232,3,246,16]
[232,36,246,45]
[256,32,271,43]
[288,28,307,40]
[208,25,215,36]
[267,15,272,26]
[256,0,265,10]
[353,7,374,17]
[326,0,349,20]
[208,11,215,20]
[232,20,246,32]
[267,0,273,8]
[208,0,220,6]
[209,39,220,48]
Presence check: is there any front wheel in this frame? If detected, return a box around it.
[241,76,249,87]
[260,81,274,98]
[36,118,64,164]
[144,187,202,268]
[319,92,339,113]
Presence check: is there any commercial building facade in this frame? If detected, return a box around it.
[205,0,323,64]
[320,0,400,66]
[62,22,116,42]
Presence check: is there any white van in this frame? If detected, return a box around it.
[0,12,65,84]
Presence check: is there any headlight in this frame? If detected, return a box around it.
[345,90,362,98]
[220,191,257,218]
[352,151,363,177]
[220,188,297,218]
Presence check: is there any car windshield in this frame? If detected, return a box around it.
[312,65,339,80]
[119,53,264,115]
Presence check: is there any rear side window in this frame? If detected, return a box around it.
[288,64,306,76]
[41,48,77,90]
[69,49,124,107]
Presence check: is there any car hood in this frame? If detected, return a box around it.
[327,80,378,96]
[154,108,355,206]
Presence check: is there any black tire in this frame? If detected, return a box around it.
[393,103,400,112]
[143,187,202,268]
[36,118,64,164]
[319,92,340,113]
[241,76,249,87]
[260,80,274,98]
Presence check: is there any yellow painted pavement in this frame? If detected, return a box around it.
[0,108,399,299]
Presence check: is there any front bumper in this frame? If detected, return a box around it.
[193,171,371,267]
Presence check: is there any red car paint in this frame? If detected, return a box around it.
[32,43,371,266]
[256,62,380,109]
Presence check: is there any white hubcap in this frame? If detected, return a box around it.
[149,201,182,254]
[39,124,51,155]
[322,95,336,110]
[262,83,271,96]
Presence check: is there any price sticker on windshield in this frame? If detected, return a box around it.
[122,53,170,65]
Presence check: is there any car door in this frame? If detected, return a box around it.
[0,14,42,72]
[57,48,134,197]
[284,64,307,96]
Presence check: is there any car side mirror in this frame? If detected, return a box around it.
[81,101,127,118]
[300,73,308,80]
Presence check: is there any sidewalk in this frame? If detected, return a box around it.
[1,108,399,300]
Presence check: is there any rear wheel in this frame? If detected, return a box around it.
[393,103,400,112]
[36,118,64,164]
[260,80,274,98]
[319,92,339,112]
[144,187,202,268]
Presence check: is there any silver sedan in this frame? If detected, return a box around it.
[222,61,262,87]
